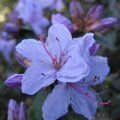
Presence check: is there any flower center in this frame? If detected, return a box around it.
[39,36,64,70]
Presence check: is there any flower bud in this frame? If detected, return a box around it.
[7,99,18,120]
[7,99,26,120]
[70,0,84,19]
[5,74,22,90]
[86,5,104,24]
[4,23,19,34]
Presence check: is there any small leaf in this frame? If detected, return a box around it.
[112,79,120,91]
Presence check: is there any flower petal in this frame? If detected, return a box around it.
[85,56,110,85]
[52,14,74,32]
[15,39,51,62]
[68,33,99,61]
[79,33,99,61]
[42,84,70,120]
[22,60,55,95]
[0,39,16,62]
[47,23,72,59]
[57,50,89,82]
[70,86,97,120]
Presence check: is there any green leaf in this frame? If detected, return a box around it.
[95,31,117,49]
[34,88,51,120]
[112,79,120,91]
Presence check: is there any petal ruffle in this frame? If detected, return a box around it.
[42,84,70,120]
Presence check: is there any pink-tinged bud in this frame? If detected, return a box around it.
[7,99,18,120]
[4,23,19,34]
[8,99,26,120]
[98,17,117,29]
[86,5,104,24]
[86,17,117,32]
[91,17,117,31]
[52,14,75,32]
[5,74,23,90]
[18,102,26,120]
[70,0,84,19]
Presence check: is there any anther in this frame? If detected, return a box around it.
[41,73,46,76]
[83,78,85,82]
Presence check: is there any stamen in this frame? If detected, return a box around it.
[69,83,111,106]
[93,75,100,82]
[39,35,55,61]
[41,73,46,76]
[56,37,62,61]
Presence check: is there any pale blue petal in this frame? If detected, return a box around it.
[57,50,90,82]
[47,23,72,59]
[42,84,70,120]
[22,61,55,95]
[15,39,51,62]
[71,87,97,120]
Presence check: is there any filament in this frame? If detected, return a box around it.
[69,83,111,106]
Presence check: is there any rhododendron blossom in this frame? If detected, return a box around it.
[5,24,110,120]
[14,23,89,95]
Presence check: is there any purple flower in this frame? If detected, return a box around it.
[42,33,110,120]
[0,37,16,62]
[15,0,50,35]
[5,74,23,90]
[14,23,89,95]
[60,1,117,33]
[7,99,26,120]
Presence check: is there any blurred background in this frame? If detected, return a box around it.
[0,0,120,120]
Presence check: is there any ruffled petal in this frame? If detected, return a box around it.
[85,56,110,85]
[22,60,55,95]
[57,50,89,82]
[42,84,70,120]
